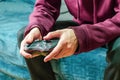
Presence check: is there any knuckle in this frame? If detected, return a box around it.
[67,44,72,49]
[48,32,53,36]
[61,41,67,46]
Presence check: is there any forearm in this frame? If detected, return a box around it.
[24,0,61,36]
[71,12,120,54]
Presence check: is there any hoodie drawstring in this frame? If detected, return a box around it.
[93,0,97,23]
[77,0,80,21]
[77,0,97,24]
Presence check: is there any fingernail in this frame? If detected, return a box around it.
[44,57,50,62]
[44,59,48,62]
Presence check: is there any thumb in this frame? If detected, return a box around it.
[44,30,61,40]
[25,34,34,44]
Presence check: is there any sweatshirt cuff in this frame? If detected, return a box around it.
[70,25,88,54]
[24,23,47,38]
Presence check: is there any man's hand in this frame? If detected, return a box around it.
[43,29,78,62]
[20,27,42,58]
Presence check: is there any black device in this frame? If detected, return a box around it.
[24,39,59,56]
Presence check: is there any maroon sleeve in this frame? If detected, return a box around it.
[24,0,61,37]
[71,3,120,54]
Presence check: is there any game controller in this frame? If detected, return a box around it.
[24,39,59,56]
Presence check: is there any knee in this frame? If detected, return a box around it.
[107,37,120,62]
[112,49,120,64]
[17,27,26,39]
[17,27,26,48]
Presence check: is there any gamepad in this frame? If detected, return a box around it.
[24,39,59,56]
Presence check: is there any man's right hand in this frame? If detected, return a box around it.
[20,27,42,58]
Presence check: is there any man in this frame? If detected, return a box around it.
[18,0,120,80]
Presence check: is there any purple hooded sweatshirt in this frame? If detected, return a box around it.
[25,0,120,54]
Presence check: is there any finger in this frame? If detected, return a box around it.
[20,49,32,58]
[53,45,71,59]
[20,39,33,57]
[25,34,34,44]
[44,47,62,62]
[52,41,74,59]
[53,49,66,59]
[44,39,64,62]
[20,41,32,58]
[44,30,61,40]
